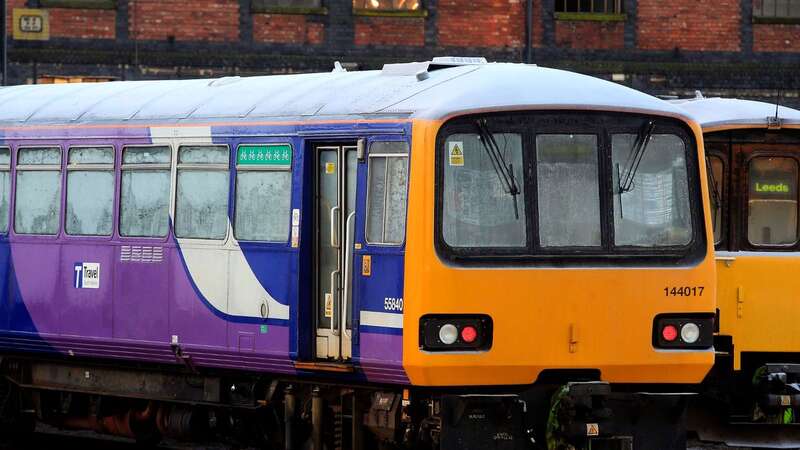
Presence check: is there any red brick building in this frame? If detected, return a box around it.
[5,0,800,105]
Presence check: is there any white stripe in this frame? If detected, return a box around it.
[150,126,290,321]
[360,311,403,329]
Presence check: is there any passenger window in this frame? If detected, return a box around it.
[612,134,692,247]
[120,146,171,238]
[367,142,409,245]
[748,157,798,246]
[708,156,724,244]
[66,146,114,236]
[175,145,229,240]
[442,133,526,248]
[234,144,292,242]
[15,147,62,235]
[0,148,10,233]
[536,134,601,247]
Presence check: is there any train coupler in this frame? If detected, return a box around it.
[546,382,633,450]
[439,394,532,450]
[753,364,800,424]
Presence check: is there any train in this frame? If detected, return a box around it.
[0,58,717,450]
[674,94,800,446]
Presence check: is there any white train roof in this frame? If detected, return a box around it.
[0,60,689,126]
[672,96,800,130]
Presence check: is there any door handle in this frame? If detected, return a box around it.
[330,205,340,248]
[342,212,356,339]
[330,269,340,335]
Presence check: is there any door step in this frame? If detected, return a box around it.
[295,361,354,373]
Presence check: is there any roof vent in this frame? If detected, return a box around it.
[430,56,487,66]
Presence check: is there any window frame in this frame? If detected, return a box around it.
[743,152,800,249]
[0,147,10,235]
[707,153,727,248]
[64,145,116,238]
[434,111,706,267]
[352,0,427,17]
[250,0,327,14]
[554,0,625,19]
[233,142,293,243]
[118,144,173,240]
[365,141,410,247]
[174,144,231,242]
[753,0,800,22]
[38,0,117,9]
[14,145,64,237]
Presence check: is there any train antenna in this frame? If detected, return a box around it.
[769,90,783,130]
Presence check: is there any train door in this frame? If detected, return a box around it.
[315,144,359,360]
[716,143,800,369]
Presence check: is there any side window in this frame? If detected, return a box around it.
[748,156,798,246]
[367,142,410,245]
[66,146,115,236]
[0,148,9,233]
[15,147,62,235]
[120,145,171,238]
[175,145,230,240]
[536,134,601,247]
[234,144,292,242]
[442,133,527,248]
[708,156,724,244]
[612,134,692,247]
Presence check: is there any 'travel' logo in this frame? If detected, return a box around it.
[74,262,100,289]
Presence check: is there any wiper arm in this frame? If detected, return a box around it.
[618,120,655,194]
[706,156,721,214]
[475,119,520,220]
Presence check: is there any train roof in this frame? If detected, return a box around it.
[0,60,689,127]
[672,96,800,131]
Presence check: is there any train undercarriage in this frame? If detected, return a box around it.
[0,356,696,450]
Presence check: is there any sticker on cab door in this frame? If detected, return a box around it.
[448,142,464,166]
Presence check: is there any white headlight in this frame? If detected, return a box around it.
[438,324,458,345]
[680,323,700,344]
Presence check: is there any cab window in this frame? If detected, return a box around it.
[707,156,724,245]
[442,133,527,248]
[747,156,798,246]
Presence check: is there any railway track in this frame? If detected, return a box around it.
[0,425,754,450]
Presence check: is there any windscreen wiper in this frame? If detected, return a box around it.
[475,119,520,220]
[706,156,721,215]
[618,120,655,194]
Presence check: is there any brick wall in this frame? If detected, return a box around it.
[252,14,324,45]
[555,20,624,50]
[6,0,27,36]
[129,0,239,42]
[438,0,525,48]
[637,0,741,51]
[754,24,800,52]
[354,17,424,47]
[50,8,115,39]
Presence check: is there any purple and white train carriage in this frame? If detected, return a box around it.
[0,59,718,450]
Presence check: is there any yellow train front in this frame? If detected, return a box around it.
[675,95,800,444]
[397,61,716,450]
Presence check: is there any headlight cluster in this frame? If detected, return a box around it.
[420,315,492,352]
[654,315,714,349]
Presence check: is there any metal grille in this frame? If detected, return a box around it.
[120,245,164,263]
